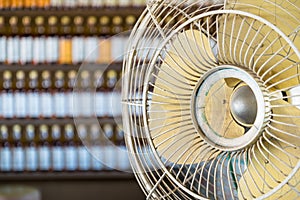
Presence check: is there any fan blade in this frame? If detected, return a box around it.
[218,0,300,90]
[238,99,300,199]
[149,29,219,165]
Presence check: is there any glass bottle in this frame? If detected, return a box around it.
[0,16,7,64]
[20,16,33,65]
[12,125,25,172]
[2,71,14,118]
[46,16,59,64]
[54,70,66,118]
[40,70,53,118]
[0,125,11,172]
[59,16,72,64]
[94,70,106,117]
[38,125,51,172]
[98,16,111,64]
[7,16,20,64]
[116,124,129,171]
[14,70,27,118]
[90,124,104,171]
[50,0,63,8]
[85,16,99,63]
[125,15,136,31]
[51,124,64,171]
[77,124,91,171]
[72,16,85,64]
[79,70,92,117]
[111,16,125,63]
[106,70,118,117]
[25,125,38,172]
[103,123,116,170]
[66,70,76,118]
[64,124,78,171]
[27,70,40,118]
[33,16,46,64]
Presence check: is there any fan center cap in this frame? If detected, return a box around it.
[192,65,270,151]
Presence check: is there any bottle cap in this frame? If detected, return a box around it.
[80,70,90,79]
[35,16,44,25]
[0,125,8,134]
[126,15,136,25]
[74,16,84,25]
[48,16,57,25]
[87,16,97,26]
[41,70,51,80]
[9,16,18,25]
[78,124,87,139]
[64,124,74,139]
[103,124,113,138]
[26,124,35,133]
[29,70,38,80]
[90,124,100,140]
[61,16,70,25]
[100,16,109,25]
[68,70,77,79]
[112,16,122,25]
[40,124,48,132]
[16,70,25,80]
[22,16,31,25]
[52,124,61,139]
[107,70,117,79]
[55,70,64,79]
[3,71,12,80]
[13,125,22,140]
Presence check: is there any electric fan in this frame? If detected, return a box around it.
[122,0,300,199]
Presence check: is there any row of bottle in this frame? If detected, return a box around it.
[0,15,137,36]
[0,70,122,118]
[0,0,146,9]
[0,123,130,172]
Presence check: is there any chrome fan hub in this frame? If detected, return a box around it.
[192,65,270,151]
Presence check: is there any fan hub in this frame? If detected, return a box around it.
[192,65,270,151]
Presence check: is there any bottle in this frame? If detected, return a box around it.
[40,70,53,118]
[0,0,10,9]
[119,0,131,7]
[25,125,38,172]
[116,124,129,171]
[0,16,7,64]
[23,0,36,8]
[125,15,136,31]
[103,123,116,169]
[54,70,66,118]
[51,124,64,171]
[132,0,146,7]
[79,70,92,117]
[46,16,59,64]
[12,125,25,172]
[94,70,106,117]
[11,0,23,9]
[37,0,50,8]
[78,0,90,7]
[63,0,76,8]
[66,70,76,118]
[98,16,112,64]
[85,16,99,63]
[90,124,104,171]
[91,0,103,7]
[2,71,14,118]
[33,16,46,64]
[105,0,117,7]
[107,69,122,117]
[27,70,40,118]
[50,0,63,8]
[38,125,51,172]
[77,124,91,171]
[14,70,27,118]
[59,16,72,64]
[64,124,78,171]
[0,125,11,172]
[20,16,33,65]
[72,16,85,64]
[111,16,125,63]
[7,16,20,64]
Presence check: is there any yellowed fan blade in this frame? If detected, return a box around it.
[149,29,218,164]
[219,0,300,90]
[238,99,300,199]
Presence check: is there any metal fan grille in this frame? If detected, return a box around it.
[122,1,300,199]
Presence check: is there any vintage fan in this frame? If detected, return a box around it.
[122,0,300,199]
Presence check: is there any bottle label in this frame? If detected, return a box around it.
[2,92,14,118]
[13,147,25,171]
[111,36,125,62]
[0,36,6,62]
[91,0,103,6]
[66,92,74,117]
[119,0,130,6]
[39,146,51,171]
[0,147,11,171]
[33,37,46,64]
[105,0,117,6]
[52,146,64,171]
[15,92,27,118]
[111,92,122,117]
[50,0,63,6]
[54,92,66,117]
[28,92,39,118]
[81,92,92,117]
[78,146,91,171]
[20,37,33,64]
[91,146,103,170]
[118,146,130,171]
[65,146,77,171]
[46,37,59,63]
[7,37,20,64]
[105,145,116,169]
[85,37,99,63]
[95,92,106,117]
[25,147,38,171]
[72,37,84,64]
[64,0,75,7]
[78,0,90,6]
[41,92,53,117]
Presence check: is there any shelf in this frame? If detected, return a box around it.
[0,171,135,182]
[0,63,123,72]
[0,6,145,17]
[0,117,122,125]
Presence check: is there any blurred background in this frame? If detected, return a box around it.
[0,0,147,199]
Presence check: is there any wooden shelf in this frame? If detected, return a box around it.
[0,171,135,181]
